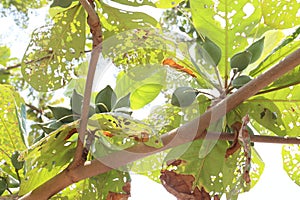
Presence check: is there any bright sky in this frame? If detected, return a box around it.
[1,3,300,200]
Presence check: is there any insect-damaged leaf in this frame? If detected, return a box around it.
[0,84,27,167]
[21,5,85,91]
[162,139,264,198]
[282,145,300,186]
[88,113,163,154]
[52,170,131,199]
[19,122,78,195]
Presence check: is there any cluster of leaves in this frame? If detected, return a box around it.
[1,0,300,199]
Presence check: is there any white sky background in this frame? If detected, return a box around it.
[1,3,300,200]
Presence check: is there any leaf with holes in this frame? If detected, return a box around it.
[109,0,183,8]
[88,113,163,154]
[240,97,286,136]
[52,170,131,199]
[21,5,85,91]
[252,85,300,137]
[0,85,26,168]
[96,1,158,39]
[282,144,300,186]
[19,121,78,195]
[262,1,300,29]
[163,140,264,198]
[190,0,262,78]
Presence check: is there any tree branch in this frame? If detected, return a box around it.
[19,48,300,199]
[69,0,102,169]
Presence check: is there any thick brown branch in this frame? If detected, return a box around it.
[19,48,300,199]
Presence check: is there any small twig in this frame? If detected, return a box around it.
[5,55,51,71]
[25,103,43,114]
[4,50,91,71]
[203,132,300,144]
[256,80,300,95]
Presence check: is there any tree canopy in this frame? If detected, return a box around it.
[0,0,300,199]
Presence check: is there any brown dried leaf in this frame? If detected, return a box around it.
[225,122,242,158]
[105,181,131,200]
[160,170,214,200]
[106,192,130,200]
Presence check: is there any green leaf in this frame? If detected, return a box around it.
[88,113,163,151]
[250,27,300,77]
[171,86,197,107]
[130,151,167,183]
[21,5,85,91]
[52,170,130,199]
[230,51,252,72]
[130,84,162,110]
[232,75,252,89]
[201,37,222,66]
[262,1,300,28]
[11,151,24,170]
[241,97,286,136]
[19,122,78,195]
[247,37,265,63]
[191,0,262,78]
[71,90,95,117]
[95,1,158,39]
[110,0,183,8]
[113,93,131,110]
[253,84,300,137]
[16,103,28,148]
[0,46,11,66]
[50,0,74,8]
[95,85,117,113]
[0,177,7,195]
[164,140,264,198]
[282,145,300,186]
[115,66,165,96]
[48,106,74,123]
[0,85,26,167]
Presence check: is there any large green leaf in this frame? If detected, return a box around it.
[21,5,85,91]
[52,170,131,199]
[190,0,262,79]
[0,85,26,166]
[19,122,78,195]
[262,1,300,29]
[163,140,264,198]
[282,144,300,186]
